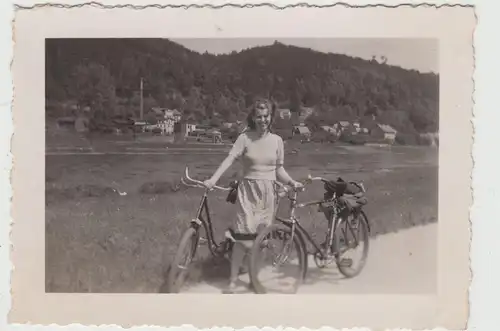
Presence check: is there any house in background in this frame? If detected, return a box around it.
[56,116,77,131]
[292,124,311,141]
[133,120,148,133]
[221,122,235,129]
[298,107,314,122]
[350,122,369,135]
[55,113,91,133]
[371,124,398,144]
[320,125,336,134]
[277,108,292,120]
[150,108,182,135]
[335,121,354,135]
[185,123,197,134]
[163,109,182,122]
[174,121,198,142]
[176,122,197,136]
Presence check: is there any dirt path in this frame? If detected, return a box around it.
[183,223,437,294]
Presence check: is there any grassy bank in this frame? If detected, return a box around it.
[45,146,438,293]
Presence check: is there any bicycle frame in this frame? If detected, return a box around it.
[276,197,339,261]
[180,167,232,257]
[273,176,365,261]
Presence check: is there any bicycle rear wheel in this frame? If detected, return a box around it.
[249,223,307,294]
[334,211,370,278]
[166,227,199,293]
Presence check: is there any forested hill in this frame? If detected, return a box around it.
[45,38,439,134]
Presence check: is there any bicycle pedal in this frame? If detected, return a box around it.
[199,237,208,245]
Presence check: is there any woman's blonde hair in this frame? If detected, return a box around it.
[245,97,277,132]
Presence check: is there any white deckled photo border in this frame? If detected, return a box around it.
[2,0,497,331]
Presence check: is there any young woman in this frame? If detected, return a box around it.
[203,98,303,293]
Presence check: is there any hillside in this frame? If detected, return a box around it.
[45,38,439,135]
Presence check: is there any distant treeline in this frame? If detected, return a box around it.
[45,38,439,135]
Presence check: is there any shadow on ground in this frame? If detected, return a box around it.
[158,255,232,293]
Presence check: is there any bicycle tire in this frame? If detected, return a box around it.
[334,211,370,278]
[249,223,307,294]
[166,227,199,293]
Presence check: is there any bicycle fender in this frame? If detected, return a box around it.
[360,210,371,234]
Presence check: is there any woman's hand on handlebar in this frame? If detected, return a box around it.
[289,180,305,191]
[203,178,217,190]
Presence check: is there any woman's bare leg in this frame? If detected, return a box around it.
[223,241,246,293]
[224,240,253,293]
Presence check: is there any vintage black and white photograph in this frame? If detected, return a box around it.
[9,5,473,328]
[45,37,439,295]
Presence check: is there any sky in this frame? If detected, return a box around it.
[172,38,438,74]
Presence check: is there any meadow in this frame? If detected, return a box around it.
[45,140,438,293]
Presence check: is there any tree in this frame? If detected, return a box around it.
[305,114,322,132]
[70,62,117,120]
[274,117,293,131]
[209,117,221,128]
[46,39,439,136]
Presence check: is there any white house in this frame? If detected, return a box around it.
[277,108,292,120]
[298,107,315,122]
[151,108,182,135]
[338,121,351,129]
[332,121,354,136]
[186,123,197,134]
[292,125,311,137]
[164,109,182,122]
[371,124,398,144]
[221,122,235,129]
[320,125,336,134]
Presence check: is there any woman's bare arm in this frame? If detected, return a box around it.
[275,136,299,186]
[209,154,237,184]
[207,134,245,186]
[276,165,296,185]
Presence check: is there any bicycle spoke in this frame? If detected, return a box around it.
[250,225,306,294]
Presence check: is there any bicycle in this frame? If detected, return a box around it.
[248,175,371,294]
[165,166,237,293]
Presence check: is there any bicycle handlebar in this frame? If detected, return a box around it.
[182,167,232,191]
[182,167,365,194]
[304,174,329,183]
[275,174,327,192]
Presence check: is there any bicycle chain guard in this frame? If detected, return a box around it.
[313,251,335,269]
[269,236,295,266]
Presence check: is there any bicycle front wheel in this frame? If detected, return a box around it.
[249,223,307,294]
[166,227,199,293]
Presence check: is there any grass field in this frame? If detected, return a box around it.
[45,140,438,293]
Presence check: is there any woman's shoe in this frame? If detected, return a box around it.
[222,281,237,294]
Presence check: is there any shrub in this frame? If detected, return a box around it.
[395,133,418,145]
[339,131,353,143]
[416,133,439,146]
[274,129,293,140]
[311,130,337,143]
[349,134,368,145]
